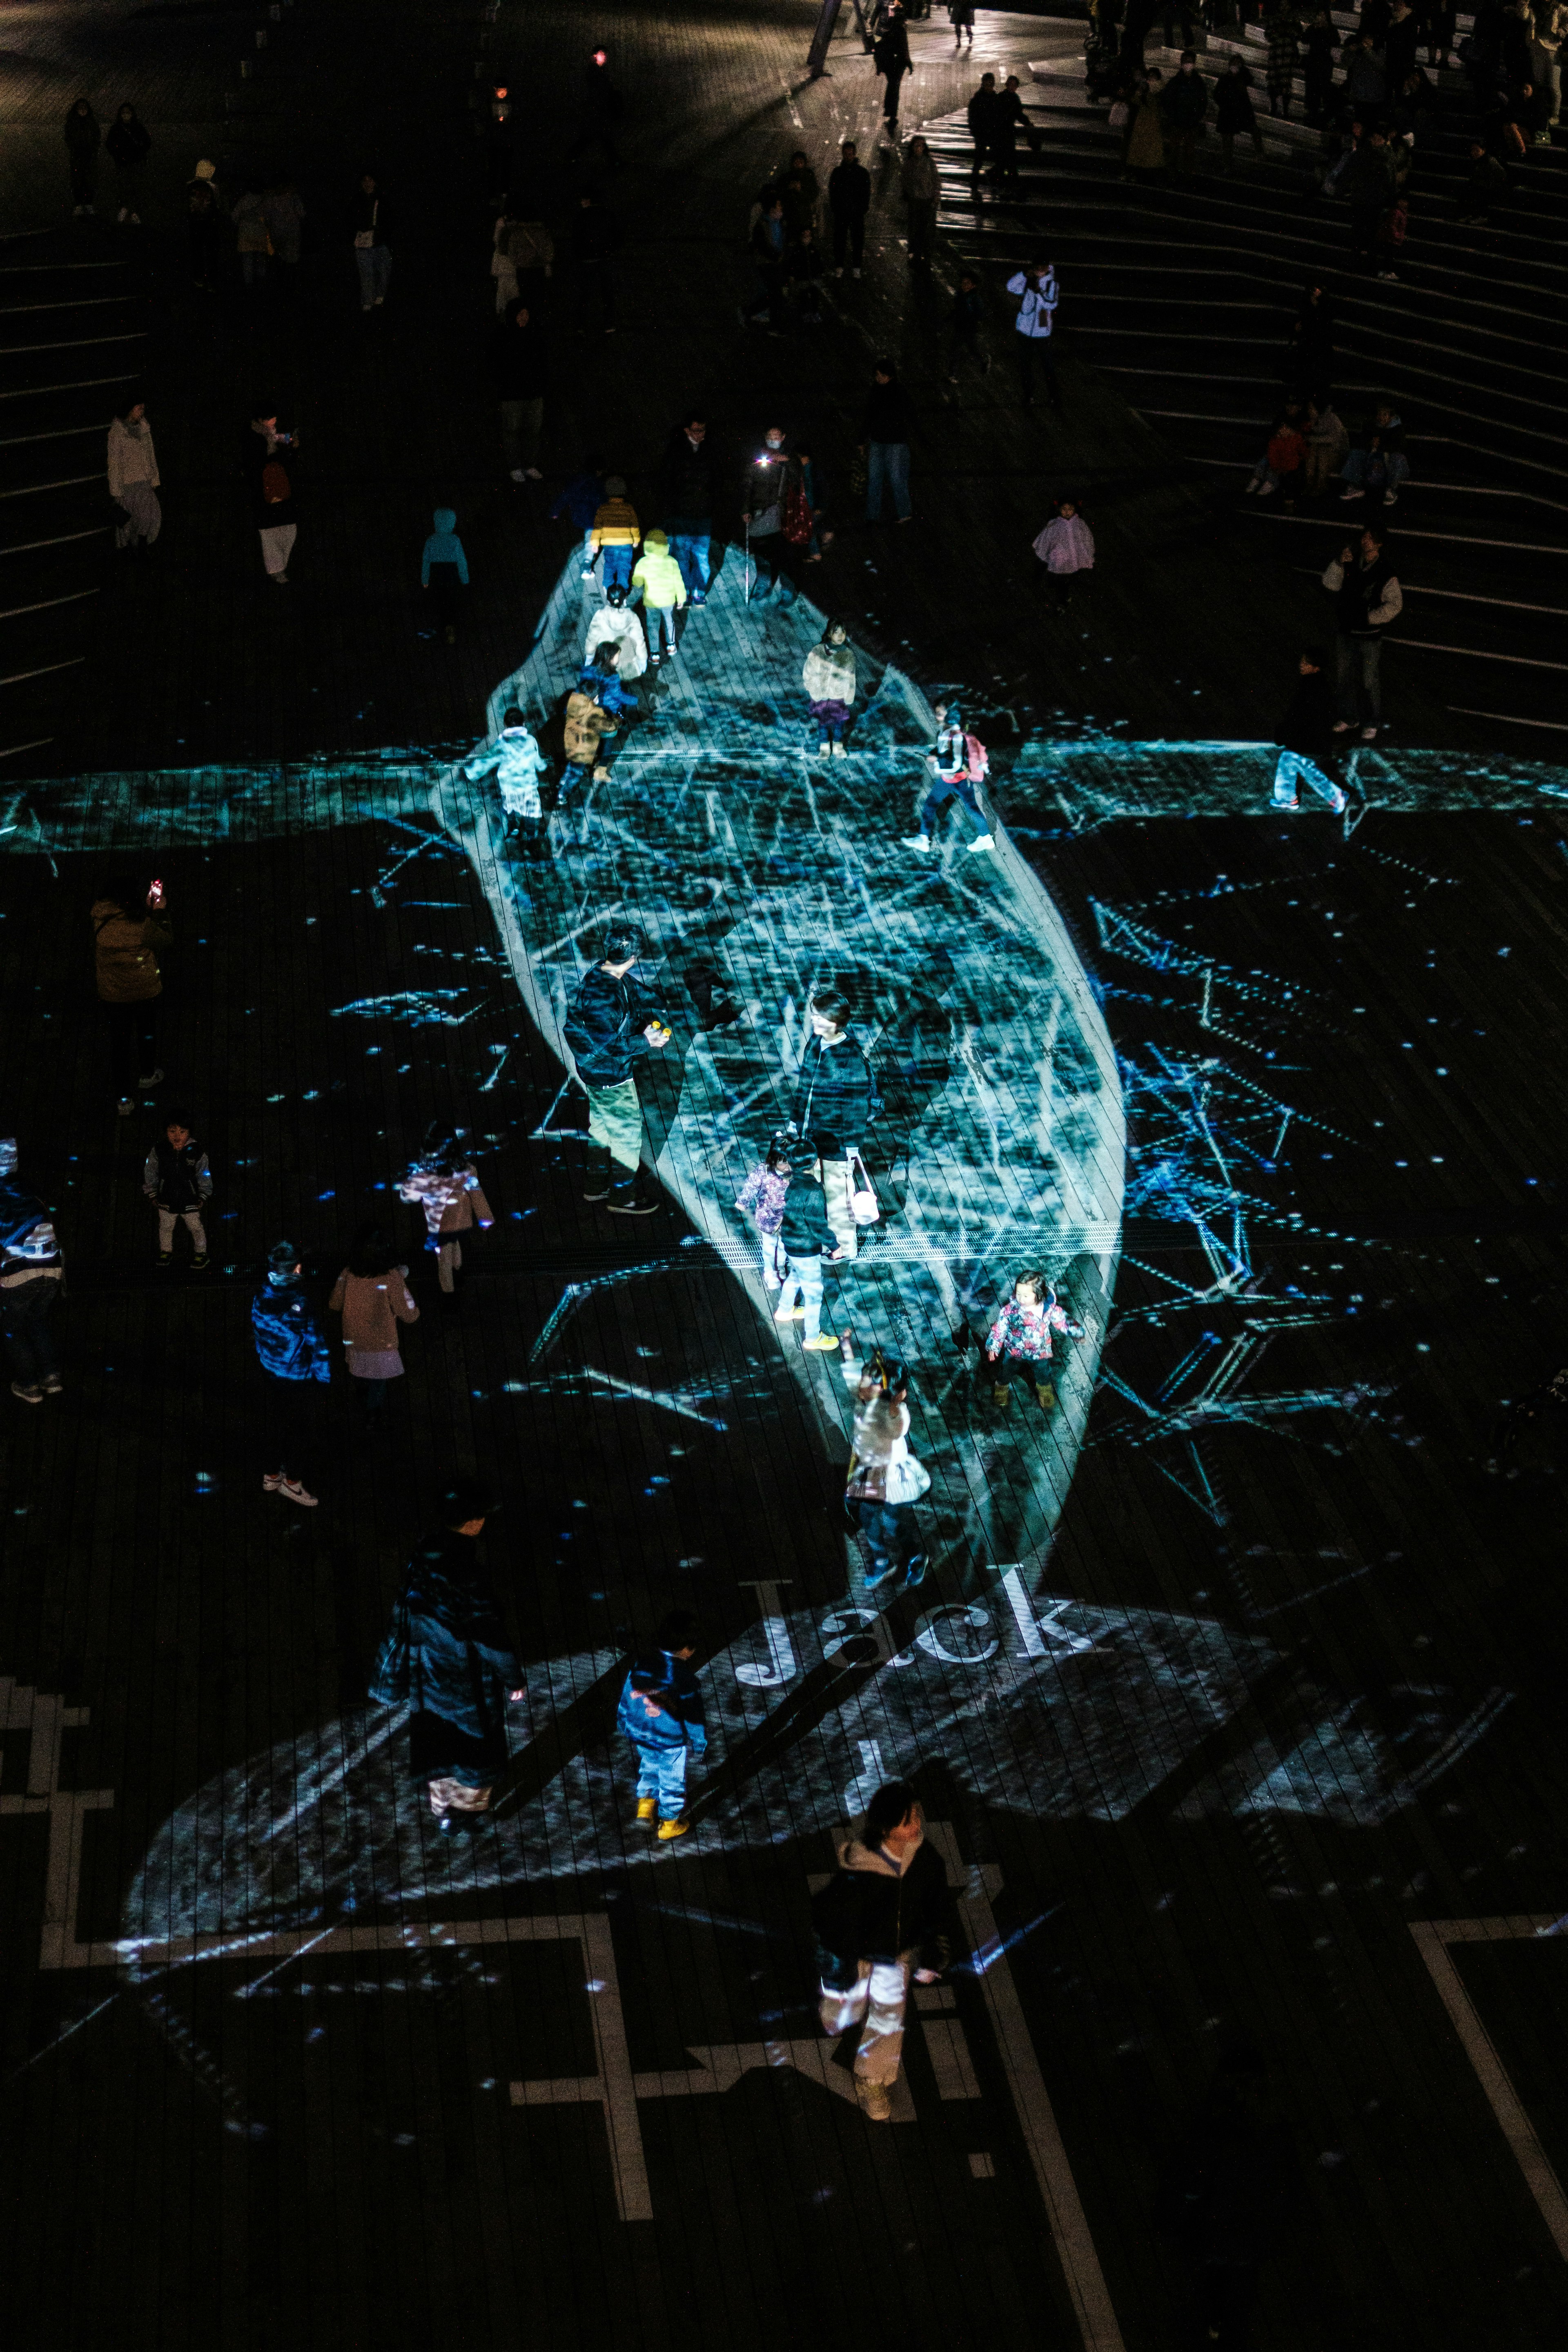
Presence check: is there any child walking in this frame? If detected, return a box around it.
[985,1269,1084,1412]
[463,703,548,851]
[143,1110,212,1269]
[588,474,641,594]
[774,1151,840,1352]
[396,1123,494,1298]
[630,528,687,665]
[421,506,470,645]
[735,1140,791,1290]
[616,1610,708,1842]
[1031,496,1095,607]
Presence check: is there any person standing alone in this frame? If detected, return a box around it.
[92,869,170,1115]
[107,393,160,555]
[1006,255,1062,410]
[352,172,392,311]
[829,140,871,277]
[563,923,672,1216]
[813,1783,953,2120]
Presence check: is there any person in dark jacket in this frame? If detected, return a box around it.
[1215,58,1265,164]
[352,172,391,311]
[1302,10,1339,120]
[1159,52,1209,175]
[788,984,881,1261]
[548,454,607,577]
[662,414,717,602]
[862,361,914,522]
[1271,647,1348,812]
[252,1240,331,1506]
[1323,522,1402,739]
[828,140,871,276]
[490,298,548,482]
[93,868,171,1114]
[745,194,787,329]
[563,922,671,1216]
[874,3,914,130]
[569,188,617,332]
[1341,128,1397,269]
[569,45,624,168]
[186,160,225,290]
[616,1608,708,1840]
[948,268,989,380]
[813,1782,954,2121]
[368,1481,524,1832]
[1285,282,1336,399]
[106,103,151,223]
[990,73,1031,183]
[967,71,1002,176]
[1456,138,1510,221]
[0,1138,65,1404]
[143,1110,213,1268]
[65,99,100,214]
[773,1153,840,1349]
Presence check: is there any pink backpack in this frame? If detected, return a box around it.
[965,733,989,782]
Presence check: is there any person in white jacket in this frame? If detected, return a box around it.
[1005,257,1061,410]
[585,586,649,699]
[1031,496,1094,607]
[802,621,857,760]
[107,395,160,552]
[463,706,548,848]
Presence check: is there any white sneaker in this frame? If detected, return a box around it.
[116,207,128,223]
[1339,488,1364,501]
[852,267,862,279]
[138,1068,165,1089]
[1385,490,1399,508]
[1359,724,1378,742]
[1244,479,1259,494]
[278,1476,318,1508]
[1256,480,1276,497]
[510,468,526,483]
[902,834,932,852]
[968,832,996,853]
[263,1470,285,1492]
[523,466,543,480]
[831,741,847,758]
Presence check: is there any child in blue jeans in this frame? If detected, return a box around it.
[735,1140,791,1290]
[616,1610,708,1842]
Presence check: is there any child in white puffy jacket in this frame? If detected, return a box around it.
[1031,498,1095,607]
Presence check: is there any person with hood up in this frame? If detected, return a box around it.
[1215,56,1265,165]
[186,160,225,290]
[463,704,548,849]
[616,1610,708,1841]
[1005,256,1061,410]
[803,621,857,759]
[328,1222,419,1415]
[630,528,687,664]
[813,1781,953,2119]
[252,1241,331,1506]
[106,103,151,223]
[1159,51,1209,176]
[1270,645,1348,813]
[65,100,100,215]
[369,1481,524,1831]
[585,584,650,701]
[1322,521,1402,740]
[420,508,470,644]
[589,474,640,594]
[396,1123,494,1300]
[903,703,994,856]
[900,133,940,266]
[490,297,548,483]
[661,414,718,603]
[0,1139,65,1405]
[93,868,171,1115]
[562,921,671,1216]
[1032,495,1095,606]
[107,394,160,555]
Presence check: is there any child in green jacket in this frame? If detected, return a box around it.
[631,528,687,664]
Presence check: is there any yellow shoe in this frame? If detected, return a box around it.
[1035,1381,1057,1411]
[803,1332,839,1352]
[636,1797,657,1823]
[656,1815,690,1842]
[856,2078,892,2122]
[991,1384,1011,1409]
[774,1304,806,1322]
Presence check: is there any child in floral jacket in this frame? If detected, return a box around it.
[985,1268,1083,1412]
[735,1142,792,1290]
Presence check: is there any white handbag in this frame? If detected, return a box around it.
[884,1435,931,1506]
[847,1150,880,1227]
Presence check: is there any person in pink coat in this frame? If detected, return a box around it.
[1031,496,1095,608]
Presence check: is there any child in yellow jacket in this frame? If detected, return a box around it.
[631,528,687,663]
[590,474,640,593]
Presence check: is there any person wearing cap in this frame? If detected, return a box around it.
[107,393,160,555]
[186,160,225,291]
[616,1609,708,1841]
[369,1483,524,1832]
[0,1139,65,1405]
[251,1243,332,1507]
[589,475,641,594]
[630,529,686,665]
[463,704,548,849]
[562,924,670,1216]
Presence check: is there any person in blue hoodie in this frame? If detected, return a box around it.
[421,507,469,644]
[617,1609,708,1840]
[0,1137,65,1405]
[252,1239,332,1507]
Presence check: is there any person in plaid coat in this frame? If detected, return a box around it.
[1264,6,1301,114]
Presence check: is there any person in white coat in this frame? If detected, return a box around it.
[1031,496,1094,607]
[802,620,857,760]
[463,706,548,849]
[1005,256,1061,410]
[585,586,650,706]
[107,395,160,552]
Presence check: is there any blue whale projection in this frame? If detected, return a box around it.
[5,559,1561,1945]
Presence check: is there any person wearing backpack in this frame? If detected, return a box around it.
[902,702,994,856]
[1004,256,1061,410]
[813,1782,952,2120]
[786,984,882,1264]
[563,922,671,1216]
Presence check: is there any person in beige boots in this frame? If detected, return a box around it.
[107,393,160,553]
[813,1784,954,2120]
